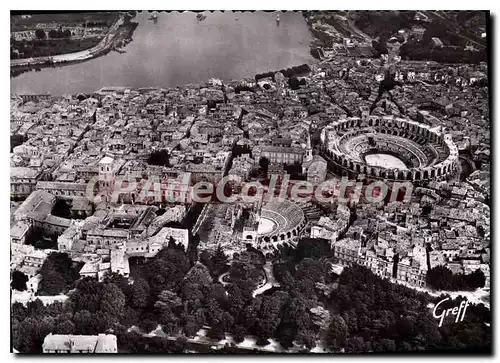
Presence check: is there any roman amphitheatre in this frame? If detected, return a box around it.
[320,115,459,182]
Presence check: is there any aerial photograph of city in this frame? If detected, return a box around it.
[9,10,491,354]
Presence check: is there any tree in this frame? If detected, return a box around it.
[193,308,206,327]
[184,262,213,287]
[12,302,27,323]
[11,270,29,291]
[140,318,159,334]
[48,29,58,39]
[170,336,188,353]
[73,310,99,335]
[35,29,46,39]
[296,329,316,349]
[325,314,348,350]
[310,306,331,331]
[251,295,285,345]
[40,252,78,291]
[258,157,269,175]
[94,310,118,333]
[53,316,75,335]
[372,39,388,55]
[211,246,229,277]
[26,299,45,317]
[295,258,328,284]
[417,316,441,349]
[233,325,246,344]
[181,282,204,301]
[143,248,190,296]
[205,298,224,327]
[104,272,132,299]
[155,290,182,314]
[120,306,139,327]
[70,278,102,313]
[99,282,126,319]
[183,316,200,337]
[296,238,332,261]
[220,311,235,331]
[227,283,252,321]
[207,323,225,341]
[229,251,265,290]
[117,330,142,353]
[346,336,366,353]
[13,316,53,353]
[321,264,491,353]
[10,134,25,152]
[379,338,396,352]
[44,301,66,317]
[130,277,150,309]
[200,250,214,275]
[40,271,66,295]
[187,233,199,265]
[426,266,486,291]
[468,269,486,289]
[207,283,229,305]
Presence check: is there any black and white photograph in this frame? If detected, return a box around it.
[9,7,492,355]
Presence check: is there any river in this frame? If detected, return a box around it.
[10,11,314,96]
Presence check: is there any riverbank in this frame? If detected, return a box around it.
[10,14,138,73]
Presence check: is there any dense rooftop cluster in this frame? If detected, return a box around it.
[10,52,490,353]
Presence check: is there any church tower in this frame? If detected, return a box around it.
[305,129,313,162]
[98,156,115,196]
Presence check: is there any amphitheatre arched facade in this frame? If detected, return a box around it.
[320,115,459,183]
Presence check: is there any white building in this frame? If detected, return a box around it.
[42,334,117,353]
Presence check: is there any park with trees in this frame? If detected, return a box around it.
[426,266,486,291]
[11,237,491,353]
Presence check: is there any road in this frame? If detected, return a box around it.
[218,272,230,286]
[252,261,280,297]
